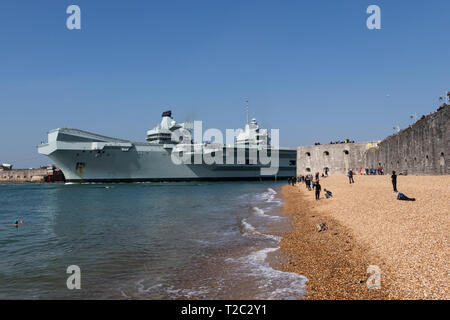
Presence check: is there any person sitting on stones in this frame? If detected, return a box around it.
[397,192,415,201]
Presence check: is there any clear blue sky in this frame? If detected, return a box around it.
[1,0,449,168]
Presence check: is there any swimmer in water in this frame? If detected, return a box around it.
[13,219,23,227]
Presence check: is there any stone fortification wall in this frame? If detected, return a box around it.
[365,104,449,175]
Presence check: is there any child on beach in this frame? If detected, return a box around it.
[324,189,333,199]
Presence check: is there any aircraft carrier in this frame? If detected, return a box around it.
[38,111,297,182]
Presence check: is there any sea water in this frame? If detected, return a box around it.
[0,182,307,299]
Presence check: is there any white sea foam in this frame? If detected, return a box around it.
[165,286,210,298]
[136,280,163,294]
[136,281,210,299]
[252,206,282,220]
[255,188,283,207]
[239,247,308,299]
[240,218,281,242]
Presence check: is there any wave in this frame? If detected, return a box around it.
[136,280,210,299]
[252,206,282,220]
[242,247,308,299]
[240,218,281,242]
[254,187,283,207]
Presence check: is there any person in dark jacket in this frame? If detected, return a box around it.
[305,176,311,191]
[391,171,398,193]
[314,181,321,200]
[348,169,354,184]
[397,192,415,201]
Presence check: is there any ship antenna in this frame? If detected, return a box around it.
[246,100,249,124]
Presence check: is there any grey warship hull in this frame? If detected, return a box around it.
[38,128,297,182]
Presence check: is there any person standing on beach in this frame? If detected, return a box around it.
[314,181,321,200]
[348,169,354,184]
[391,171,398,193]
[305,176,311,191]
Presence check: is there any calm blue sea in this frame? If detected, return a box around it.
[0,182,307,299]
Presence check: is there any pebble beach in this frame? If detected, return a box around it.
[279,175,449,300]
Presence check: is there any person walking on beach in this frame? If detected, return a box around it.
[348,169,354,184]
[391,171,398,193]
[305,176,311,191]
[314,181,321,200]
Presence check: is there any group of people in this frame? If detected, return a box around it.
[314,139,356,146]
[288,169,415,202]
[391,170,415,201]
[288,173,332,201]
[364,167,384,175]
[329,139,355,144]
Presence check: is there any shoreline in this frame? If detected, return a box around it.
[278,184,395,299]
[277,175,449,300]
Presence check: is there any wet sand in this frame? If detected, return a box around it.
[279,175,449,300]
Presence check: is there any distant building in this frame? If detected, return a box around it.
[0,164,65,183]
